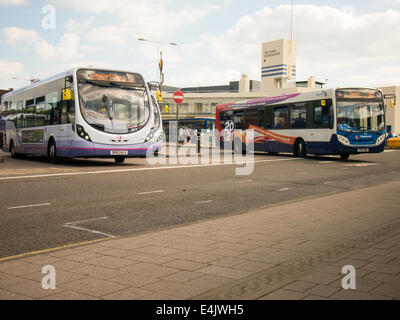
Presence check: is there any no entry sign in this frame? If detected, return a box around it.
[173,91,184,104]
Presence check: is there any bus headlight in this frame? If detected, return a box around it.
[145,132,154,142]
[337,134,350,146]
[376,134,386,145]
[76,125,92,142]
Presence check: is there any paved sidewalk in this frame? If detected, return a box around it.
[1,181,400,300]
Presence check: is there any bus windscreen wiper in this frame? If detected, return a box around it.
[108,81,144,90]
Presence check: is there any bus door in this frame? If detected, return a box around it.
[52,97,75,142]
[219,110,234,146]
[256,108,267,152]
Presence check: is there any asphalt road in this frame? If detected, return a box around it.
[1,149,399,259]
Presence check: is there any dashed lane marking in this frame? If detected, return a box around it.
[194,200,214,204]
[7,203,51,210]
[137,190,165,195]
[0,158,299,181]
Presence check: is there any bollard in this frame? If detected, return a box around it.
[197,133,201,154]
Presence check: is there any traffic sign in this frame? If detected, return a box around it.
[173,91,184,104]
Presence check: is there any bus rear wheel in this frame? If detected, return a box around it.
[114,156,126,164]
[340,153,350,160]
[294,139,306,158]
[234,138,246,155]
[10,141,17,159]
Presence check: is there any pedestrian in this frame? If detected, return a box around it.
[185,128,190,144]
[178,127,185,145]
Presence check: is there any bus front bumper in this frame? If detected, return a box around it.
[56,141,162,158]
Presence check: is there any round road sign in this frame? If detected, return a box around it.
[173,91,184,104]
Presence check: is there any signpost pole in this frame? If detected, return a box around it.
[176,102,179,154]
[173,91,184,154]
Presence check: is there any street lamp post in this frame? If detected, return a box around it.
[138,37,177,85]
[138,37,178,152]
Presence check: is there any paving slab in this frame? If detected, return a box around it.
[1,180,400,300]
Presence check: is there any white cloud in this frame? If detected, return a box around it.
[66,17,95,32]
[0,60,23,75]
[0,0,28,6]
[2,27,39,46]
[169,66,241,87]
[51,0,221,45]
[202,4,400,87]
[85,25,128,46]
[2,27,83,62]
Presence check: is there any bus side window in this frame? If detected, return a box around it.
[265,108,273,129]
[60,100,69,125]
[220,111,227,128]
[258,109,264,128]
[313,99,333,129]
[17,101,23,128]
[273,106,289,129]
[3,101,9,119]
[35,96,46,127]
[67,100,75,126]
[24,99,36,128]
[245,108,258,129]
[290,103,307,129]
[46,92,60,125]
[9,101,17,127]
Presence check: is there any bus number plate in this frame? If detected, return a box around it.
[357,148,369,153]
[110,150,128,156]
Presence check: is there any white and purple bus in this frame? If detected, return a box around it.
[216,88,386,160]
[0,68,163,163]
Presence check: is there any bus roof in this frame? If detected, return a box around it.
[216,87,382,111]
[2,67,145,100]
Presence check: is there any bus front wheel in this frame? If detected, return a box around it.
[48,140,60,164]
[115,156,126,164]
[340,153,350,160]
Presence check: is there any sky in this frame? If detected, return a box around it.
[0,0,399,90]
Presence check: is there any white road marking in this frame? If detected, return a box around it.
[345,163,379,167]
[278,188,289,192]
[7,203,51,210]
[137,190,165,195]
[63,216,116,238]
[194,200,213,204]
[236,180,253,184]
[323,181,332,185]
[63,225,116,238]
[0,158,299,181]
[64,217,109,225]
[317,161,334,164]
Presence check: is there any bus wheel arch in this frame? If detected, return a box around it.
[294,138,306,158]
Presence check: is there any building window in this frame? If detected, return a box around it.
[196,103,203,113]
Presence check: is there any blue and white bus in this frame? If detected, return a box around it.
[0,68,163,163]
[216,88,386,160]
